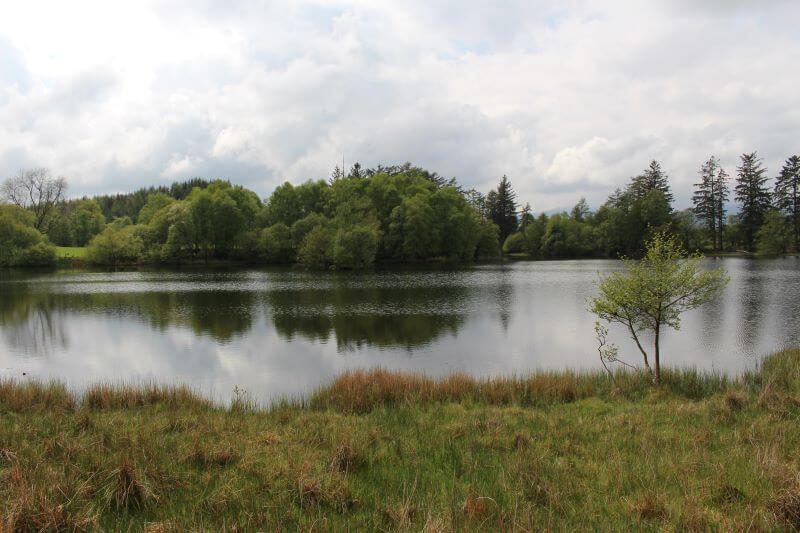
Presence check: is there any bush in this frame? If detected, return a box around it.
[18,241,57,266]
[87,225,144,265]
[0,209,56,267]
[502,232,526,253]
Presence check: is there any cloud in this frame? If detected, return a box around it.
[0,1,798,210]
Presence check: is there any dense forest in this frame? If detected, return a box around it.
[1,153,798,267]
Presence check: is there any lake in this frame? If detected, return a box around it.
[1,258,799,403]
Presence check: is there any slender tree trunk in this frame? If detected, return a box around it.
[627,324,651,373]
[794,186,799,251]
[653,324,661,384]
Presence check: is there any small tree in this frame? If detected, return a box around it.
[590,232,728,383]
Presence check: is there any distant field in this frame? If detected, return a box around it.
[55,246,88,259]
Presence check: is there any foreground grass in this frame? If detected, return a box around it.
[54,246,88,260]
[1,350,800,531]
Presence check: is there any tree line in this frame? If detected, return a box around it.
[497,152,799,259]
[0,152,798,267]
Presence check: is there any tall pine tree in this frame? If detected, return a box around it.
[488,175,518,243]
[774,155,800,249]
[692,156,728,251]
[734,152,771,251]
[630,160,674,207]
[713,166,729,251]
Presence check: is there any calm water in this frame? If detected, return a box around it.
[1,258,799,403]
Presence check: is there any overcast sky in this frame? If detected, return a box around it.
[1,1,798,211]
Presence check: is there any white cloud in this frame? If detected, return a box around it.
[0,1,798,209]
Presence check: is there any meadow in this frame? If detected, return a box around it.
[1,348,799,531]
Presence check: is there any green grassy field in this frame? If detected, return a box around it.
[1,349,799,531]
[55,246,88,259]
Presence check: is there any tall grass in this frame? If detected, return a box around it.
[0,380,209,413]
[308,366,736,413]
[3,348,798,414]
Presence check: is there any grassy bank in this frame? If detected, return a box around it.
[1,350,799,531]
[54,247,88,260]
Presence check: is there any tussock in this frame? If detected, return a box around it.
[724,390,747,410]
[185,446,238,468]
[330,442,363,473]
[629,493,667,521]
[773,486,800,530]
[107,459,158,511]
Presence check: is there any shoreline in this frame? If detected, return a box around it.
[18,248,800,272]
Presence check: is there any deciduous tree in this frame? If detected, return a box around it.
[1,168,67,232]
[591,232,728,383]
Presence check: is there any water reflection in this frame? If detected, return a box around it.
[0,259,798,402]
[0,285,69,356]
[265,283,469,350]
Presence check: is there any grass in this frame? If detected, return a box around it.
[54,246,88,260]
[0,348,799,531]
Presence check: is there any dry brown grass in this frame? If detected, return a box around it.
[2,498,98,532]
[1,464,99,532]
[724,389,747,410]
[0,379,75,412]
[84,383,210,410]
[329,442,363,473]
[185,446,239,468]
[310,369,586,413]
[773,486,800,530]
[294,474,356,513]
[460,491,492,522]
[107,459,158,511]
[629,493,667,521]
[0,448,17,464]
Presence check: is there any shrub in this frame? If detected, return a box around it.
[0,209,56,266]
[502,232,525,253]
[87,225,144,265]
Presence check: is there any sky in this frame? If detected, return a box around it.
[1,1,798,212]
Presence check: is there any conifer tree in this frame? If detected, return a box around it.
[348,162,364,179]
[734,152,771,251]
[520,202,533,231]
[774,155,800,249]
[692,156,729,251]
[630,160,674,207]
[713,166,729,250]
[329,165,344,185]
[487,175,518,242]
